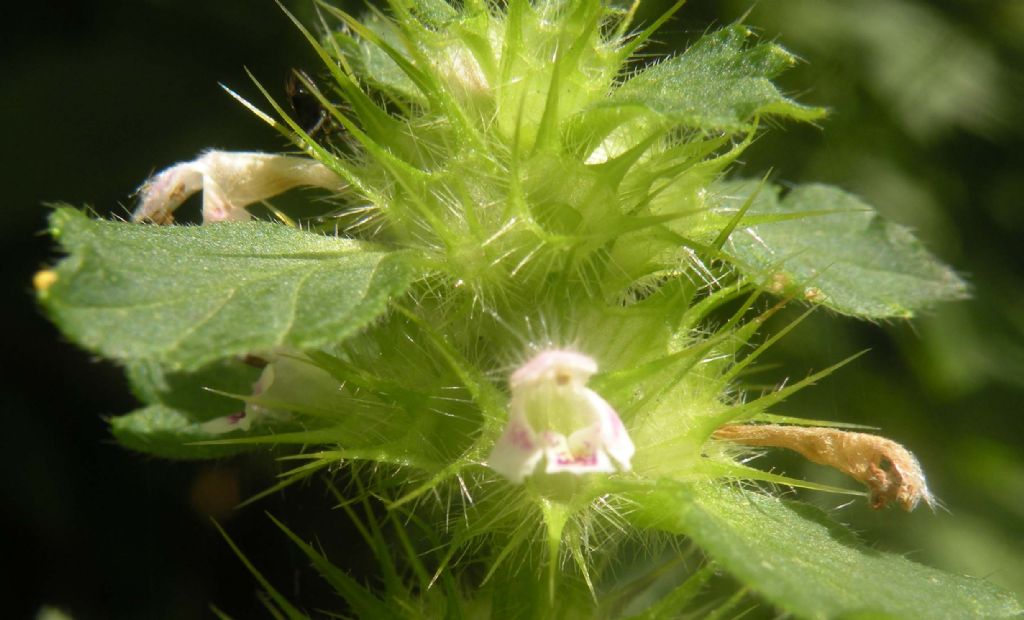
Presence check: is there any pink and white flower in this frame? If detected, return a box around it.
[488,349,635,483]
[198,362,278,435]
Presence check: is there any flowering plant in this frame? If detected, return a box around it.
[36,0,1020,617]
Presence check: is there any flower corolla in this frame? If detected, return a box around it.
[488,349,635,483]
[133,150,344,224]
[198,363,278,434]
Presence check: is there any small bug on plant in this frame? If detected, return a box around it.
[285,68,330,139]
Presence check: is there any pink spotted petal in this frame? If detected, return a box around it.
[487,415,544,484]
[543,426,614,475]
[583,388,635,469]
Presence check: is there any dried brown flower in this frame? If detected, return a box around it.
[713,423,935,511]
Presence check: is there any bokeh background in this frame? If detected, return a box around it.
[4,1,1022,617]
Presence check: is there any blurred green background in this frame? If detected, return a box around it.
[3,1,1022,617]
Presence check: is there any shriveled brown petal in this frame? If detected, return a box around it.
[713,424,934,511]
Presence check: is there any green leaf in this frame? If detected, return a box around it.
[721,182,969,318]
[40,208,418,371]
[110,405,260,459]
[601,24,825,131]
[333,13,423,104]
[628,482,1023,619]
[126,358,262,421]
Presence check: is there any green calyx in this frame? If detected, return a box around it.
[290,0,824,302]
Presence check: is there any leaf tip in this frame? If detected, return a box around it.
[47,205,83,236]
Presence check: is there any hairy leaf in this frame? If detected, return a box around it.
[110,405,260,459]
[334,13,423,104]
[603,24,825,130]
[629,482,1022,619]
[721,182,968,318]
[39,208,417,370]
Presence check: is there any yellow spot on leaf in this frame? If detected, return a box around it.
[33,269,58,293]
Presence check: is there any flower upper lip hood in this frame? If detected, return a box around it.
[509,349,598,389]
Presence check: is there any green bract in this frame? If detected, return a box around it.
[720,180,969,318]
[37,0,1017,617]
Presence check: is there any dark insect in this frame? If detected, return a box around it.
[285,68,329,138]
[239,354,269,369]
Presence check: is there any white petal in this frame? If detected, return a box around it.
[133,161,204,224]
[584,388,635,470]
[487,395,544,484]
[201,176,248,223]
[133,150,345,224]
[198,410,252,435]
[488,418,543,484]
[543,427,615,475]
[509,349,597,389]
[243,363,277,420]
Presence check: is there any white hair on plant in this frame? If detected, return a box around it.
[133,150,345,224]
[488,349,635,483]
